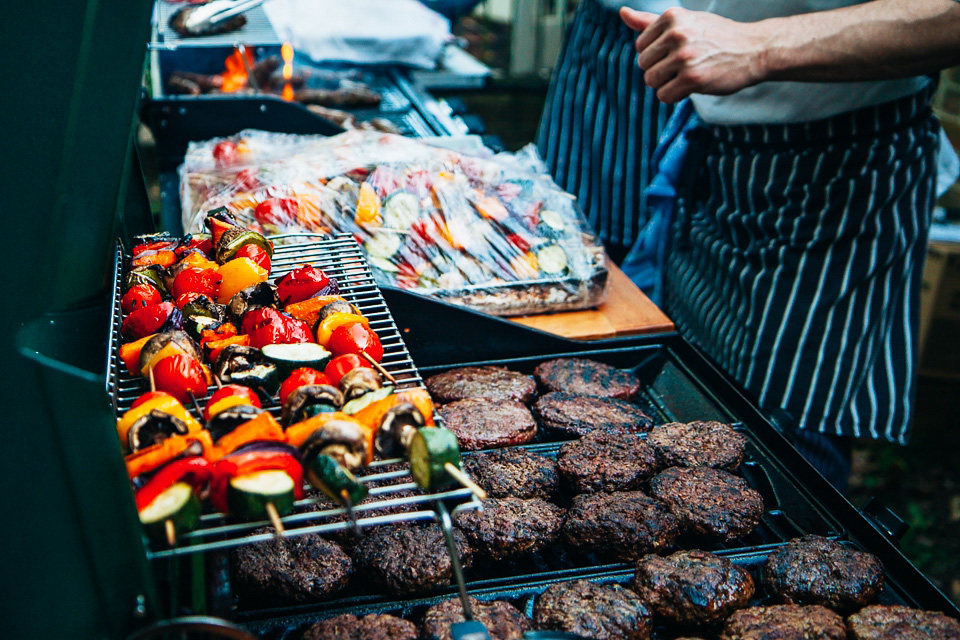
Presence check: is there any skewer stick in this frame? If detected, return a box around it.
[213,375,223,389]
[149,367,156,392]
[265,502,285,536]
[444,462,487,501]
[361,351,396,385]
[187,391,203,417]
[165,519,177,548]
[341,489,364,539]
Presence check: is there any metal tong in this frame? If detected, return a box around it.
[182,0,269,32]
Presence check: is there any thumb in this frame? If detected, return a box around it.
[619,7,658,32]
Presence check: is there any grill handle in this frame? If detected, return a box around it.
[860,496,909,542]
[128,615,257,640]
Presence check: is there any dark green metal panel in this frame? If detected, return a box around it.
[0,0,159,637]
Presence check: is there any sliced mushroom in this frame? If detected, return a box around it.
[299,419,368,470]
[206,404,264,442]
[315,299,361,325]
[282,384,344,427]
[339,367,382,402]
[215,227,272,264]
[375,402,426,458]
[227,282,280,324]
[214,345,265,380]
[127,410,191,452]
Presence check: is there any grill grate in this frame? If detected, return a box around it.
[108,232,480,559]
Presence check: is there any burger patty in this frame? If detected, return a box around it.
[352,523,473,595]
[422,597,533,640]
[847,605,960,639]
[461,447,559,499]
[532,392,654,438]
[762,535,884,611]
[534,357,641,399]
[646,420,747,471]
[633,549,755,629]
[425,365,538,404]
[556,431,658,494]
[302,613,418,640]
[436,398,537,450]
[533,579,653,640]
[231,531,353,605]
[720,604,846,640]
[562,490,680,561]
[648,466,764,543]
[453,497,566,561]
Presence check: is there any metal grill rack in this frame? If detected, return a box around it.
[107,232,482,559]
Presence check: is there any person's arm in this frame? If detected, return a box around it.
[621,0,960,103]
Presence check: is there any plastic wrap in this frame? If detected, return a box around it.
[180,130,608,316]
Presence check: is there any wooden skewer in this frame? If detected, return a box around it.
[361,351,396,385]
[265,502,285,536]
[164,519,177,548]
[444,462,487,501]
[187,391,204,417]
[149,367,156,392]
[213,375,223,389]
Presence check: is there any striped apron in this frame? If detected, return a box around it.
[665,85,940,445]
[536,0,673,265]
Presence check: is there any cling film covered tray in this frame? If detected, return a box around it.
[178,129,609,316]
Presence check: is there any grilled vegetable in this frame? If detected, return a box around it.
[171,266,222,302]
[206,404,265,443]
[124,432,213,480]
[338,366,382,401]
[374,402,427,458]
[117,391,204,450]
[341,385,394,416]
[324,353,370,387]
[138,482,202,544]
[211,410,286,459]
[151,353,211,404]
[315,312,370,347]
[213,344,265,380]
[204,384,262,422]
[284,294,348,328]
[261,342,332,379]
[302,452,368,506]
[217,257,269,304]
[241,307,313,349]
[408,427,461,491]
[282,384,344,426]
[138,330,204,375]
[275,265,338,306]
[121,283,163,314]
[279,367,332,406]
[328,321,383,362]
[298,418,368,470]
[215,228,273,265]
[210,444,304,516]
[122,301,182,342]
[125,265,170,298]
[227,470,296,520]
[226,362,280,395]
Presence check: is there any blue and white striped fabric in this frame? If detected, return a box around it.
[664,86,940,444]
[536,0,674,266]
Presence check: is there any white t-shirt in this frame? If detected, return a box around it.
[680,0,930,124]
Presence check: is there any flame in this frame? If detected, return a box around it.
[281,42,294,101]
[220,46,255,93]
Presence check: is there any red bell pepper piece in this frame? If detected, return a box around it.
[275,265,333,306]
[209,449,304,514]
[134,456,212,511]
[121,301,179,342]
[125,431,214,480]
[132,239,179,257]
[176,234,214,259]
[241,307,312,348]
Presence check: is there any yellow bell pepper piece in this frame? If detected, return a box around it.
[217,257,268,304]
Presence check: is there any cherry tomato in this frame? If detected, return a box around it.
[171,266,222,301]
[204,384,262,422]
[121,283,163,314]
[234,168,259,191]
[253,197,298,226]
[212,139,248,168]
[121,301,180,341]
[131,390,178,409]
[235,243,271,273]
[241,307,313,348]
[151,354,209,404]
[279,367,332,405]
[275,265,335,306]
[323,354,369,387]
[327,322,383,362]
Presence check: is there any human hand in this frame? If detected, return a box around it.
[620,7,768,103]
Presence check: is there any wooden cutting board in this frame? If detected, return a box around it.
[508,262,674,340]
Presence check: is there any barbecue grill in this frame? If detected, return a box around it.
[6,2,960,638]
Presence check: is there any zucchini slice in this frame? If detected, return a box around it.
[408,427,461,491]
[536,244,568,275]
[382,192,421,230]
[261,342,332,380]
[341,386,394,415]
[227,469,296,520]
[305,454,369,506]
[139,482,201,544]
[364,232,402,259]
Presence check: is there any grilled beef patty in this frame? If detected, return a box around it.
[534,357,641,399]
[453,497,566,561]
[422,597,533,640]
[633,549,755,629]
[646,420,747,471]
[532,392,654,438]
[562,490,680,561]
[461,447,559,499]
[353,523,473,595]
[425,365,538,404]
[231,531,353,605]
[436,398,537,450]
[847,605,960,639]
[720,604,847,640]
[649,466,764,544]
[762,535,884,611]
[302,613,418,640]
[533,579,653,640]
[556,431,658,494]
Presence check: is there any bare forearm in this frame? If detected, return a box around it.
[760,0,960,82]
[622,0,960,102]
